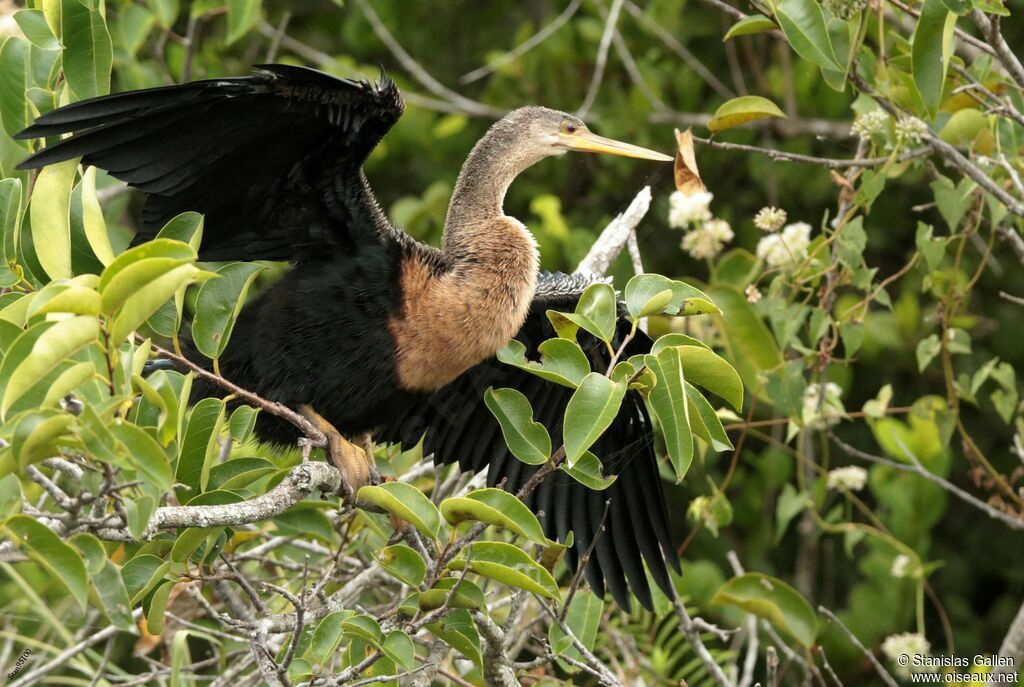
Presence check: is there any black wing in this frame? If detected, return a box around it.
[16,64,405,261]
[379,273,682,612]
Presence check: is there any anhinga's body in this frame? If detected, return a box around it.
[18,65,680,611]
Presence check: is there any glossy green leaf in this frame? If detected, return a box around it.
[29,158,77,280]
[563,372,627,465]
[773,0,841,69]
[92,559,134,630]
[484,387,551,465]
[912,0,957,117]
[98,239,196,310]
[549,282,617,343]
[192,262,265,359]
[122,553,171,602]
[678,345,744,410]
[708,95,787,133]
[376,543,427,587]
[110,422,173,493]
[175,397,225,498]
[418,576,487,612]
[1,178,24,267]
[341,613,382,646]
[357,482,442,539]
[448,541,560,599]
[428,609,482,669]
[686,381,734,452]
[5,515,89,610]
[712,572,818,647]
[14,10,60,50]
[440,488,547,544]
[382,630,416,670]
[644,347,694,480]
[0,38,31,140]
[549,590,602,660]
[145,0,178,28]
[624,274,719,319]
[61,0,113,100]
[724,14,777,40]
[2,315,99,418]
[496,337,590,388]
[560,450,616,490]
[26,282,101,317]
[8,410,75,470]
[144,579,175,635]
[307,610,353,665]
[80,167,114,266]
[110,263,209,343]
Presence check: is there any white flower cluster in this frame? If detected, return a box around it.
[669,191,733,260]
[895,116,929,146]
[756,222,812,269]
[754,206,787,233]
[803,381,846,431]
[681,219,734,259]
[891,554,912,579]
[850,110,888,140]
[744,284,762,303]
[826,466,867,492]
[881,633,932,679]
[668,190,714,229]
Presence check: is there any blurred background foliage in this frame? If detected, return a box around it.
[2,0,1024,685]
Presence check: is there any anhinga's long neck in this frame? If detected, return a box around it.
[442,125,546,261]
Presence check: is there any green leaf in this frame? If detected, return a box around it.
[549,590,602,661]
[376,544,427,587]
[428,609,482,669]
[549,282,617,343]
[7,410,75,471]
[14,10,61,50]
[98,238,197,311]
[678,344,744,411]
[26,282,101,318]
[357,482,442,540]
[2,315,99,418]
[125,494,156,540]
[226,0,261,44]
[29,158,78,280]
[110,263,208,343]
[448,541,560,599]
[912,0,957,117]
[307,610,353,665]
[175,397,225,498]
[0,38,31,140]
[382,630,415,671]
[61,0,113,100]
[144,579,175,634]
[915,222,946,270]
[145,0,178,28]
[707,95,787,133]
[773,0,841,70]
[930,176,976,231]
[92,559,134,630]
[496,338,590,388]
[624,274,719,319]
[440,488,547,544]
[5,515,89,610]
[916,333,941,372]
[419,577,487,611]
[110,423,173,494]
[80,167,114,266]
[560,450,616,490]
[341,613,383,646]
[228,405,259,442]
[563,372,627,465]
[686,381,734,452]
[121,553,171,602]
[192,262,265,359]
[484,387,551,465]
[1,178,24,267]
[724,14,777,40]
[708,285,782,400]
[644,347,694,480]
[712,572,818,647]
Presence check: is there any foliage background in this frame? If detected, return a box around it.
[1,0,1023,685]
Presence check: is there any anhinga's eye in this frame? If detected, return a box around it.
[560,121,579,134]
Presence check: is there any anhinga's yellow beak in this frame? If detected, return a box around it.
[559,129,674,161]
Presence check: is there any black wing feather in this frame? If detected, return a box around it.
[378,274,682,611]
[17,65,405,261]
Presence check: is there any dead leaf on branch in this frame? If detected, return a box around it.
[674,128,705,196]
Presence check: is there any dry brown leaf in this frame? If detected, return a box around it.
[830,169,854,192]
[674,128,705,196]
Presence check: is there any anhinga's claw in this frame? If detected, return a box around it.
[299,405,381,501]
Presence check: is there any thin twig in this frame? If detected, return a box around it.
[819,606,899,687]
[577,0,625,118]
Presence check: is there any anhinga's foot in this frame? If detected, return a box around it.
[299,405,380,501]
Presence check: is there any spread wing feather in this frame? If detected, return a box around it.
[379,275,682,611]
[17,64,405,261]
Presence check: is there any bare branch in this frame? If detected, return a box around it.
[819,606,899,687]
[577,0,624,118]
[575,186,652,276]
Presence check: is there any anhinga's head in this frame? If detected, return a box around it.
[497,106,673,163]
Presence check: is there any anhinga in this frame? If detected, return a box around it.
[18,64,680,611]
